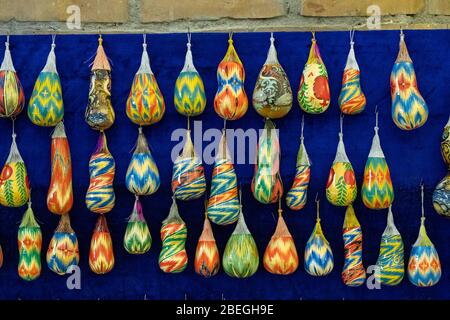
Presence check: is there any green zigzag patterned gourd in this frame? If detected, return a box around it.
[124,197,152,254]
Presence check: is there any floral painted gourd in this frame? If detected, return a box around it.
[297,33,330,114]
[89,215,114,274]
[253,34,292,119]
[123,197,152,255]
[195,215,220,277]
[433,116,450,217]
[214,34,248,121]
[28,37,64,126]
[391,31,428,130]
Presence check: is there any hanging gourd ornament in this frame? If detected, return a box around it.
[407,185,441,287]
[223,195,259,278]
[89,215,114,274]
[253,33,292,119]
[391,30,428,130]
[174,33,206,117]
[304,196,334,276]
[195,205,220,277]
[207,129,239,225]
[126,127,160,196]
[123,196,152,255]
[286,116,310,210]
[18,201,42,281]
[263,200,298,275]
[375,206,404,286]
[126,35,165,126]
[85,132,115,214]
[433,116,450,217]
[214,33,248,121]
[28,35,64,127]
[326,116,357,207]
[252,119,283,204]
[46,213,79,275]
[361,111,394,209]
[47,121,73,215]
[338,30,366,115]
[171,129,206,201]
[159,198,188,273]
[341,205,365,286]
[85,35,115,131]
[297,32,330,115]
[0,36,24,118]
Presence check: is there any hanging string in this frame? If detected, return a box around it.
[315,193,320,221]
[400,26,404,40]
[374,105,379,134]
[98,32,103,45]
[339,113,344,139]
[135,194,139,201]
[28,188,32,207]
[420,181,425,222]
[51,34,56,49]
[204,191,208,218]
[311,31,316,41]
[187,28,192,48]
[187,116,190,131]
[278,195,282,217]
[238,186,242,209]
[142,33,147,51]
[270,32,274,44]
[228,31,233,44]
[349,28,355,46]
[300,114,305,142]
[11,116,16,140]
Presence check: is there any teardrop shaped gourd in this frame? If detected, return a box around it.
[207,131,239,225]
[252,119,283,204]
[171,130,206,201]
[339,43,366,115]
[46,214,79,275]
[0,135,30,207]
[297,37,330,114]
[89,215,114,274]
[304,218,334,276]
[375,206,404,286]
[391,33,428,130]
[17,204,42,281]
[253,36,292,119]
[433,117,450,217]
[341,205,365,286]
[126,129,160,196]
[123,197,152,254]
[263,214,298,275]
[440,116,450,166]
[159,199,188,273]
[85,132,115,214]
[286,137,310,210]
[0,41,25,118]
[326,134,357,206]
[223,208,259,278]
[126,43,165,126]
[361,125,394,209]
[28,43,63,126]
[47,122,73,215]
[195,216,220,277]
[174,41,206,117]
[85,38,115,130]
[214,37,248,120]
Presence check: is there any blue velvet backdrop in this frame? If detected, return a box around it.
[0,30,448,300]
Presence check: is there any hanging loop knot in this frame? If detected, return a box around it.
[270,32,275,44]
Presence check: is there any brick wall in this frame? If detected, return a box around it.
[0,0,449,34]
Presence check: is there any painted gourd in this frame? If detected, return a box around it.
[207,130,239,225]
[252,119,283,204]
[391,32,428,130]
[171,130,206,201]
[0,39,24,118]
[375,206,404,286]
[47,121,73,215]
[195,215,220,277]
[361,118,394,209]
[85,36,115,131]
[214,34,248,120]
[339,38,366,115]
[126,128,160,196]
[263,209,298,275]
[342,205,365,286]
[159,198,188,273]
[252,34,292,119]
[0,134,30,207]
[126,40,165,126]
[433,116,450,217]
[123,197,152,255]
[47,214,79,275]
[326,129,356,206]
[286,128,310,210]
[28,40,64,126]
[304,200,333,276]
[174,37,206,117]
[85,132,115,214]
[89,215,114,274]
[18,203,42,281]
[223,207,259,278]
[297,34,330,114]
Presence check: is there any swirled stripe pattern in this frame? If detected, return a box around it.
[342,226,365,286]
[159,222,188,273]
[286,165,310,210]
[339,69,366,115]
[376,234,404,286]
[0,70,24,118]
